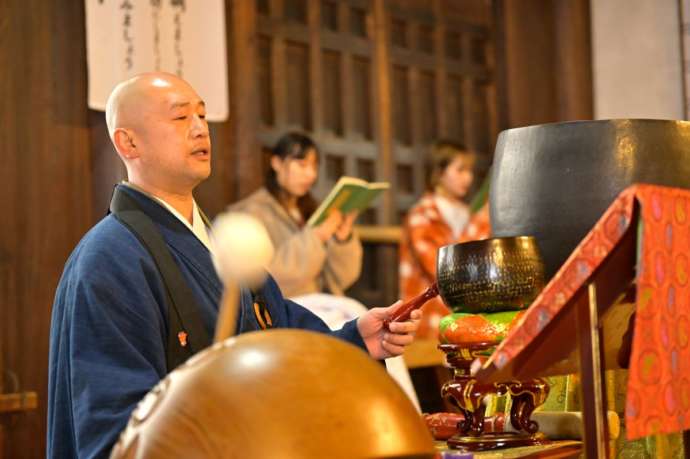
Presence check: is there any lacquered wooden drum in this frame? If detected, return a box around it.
[110,330,435,459]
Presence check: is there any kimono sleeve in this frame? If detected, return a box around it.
[406,218,448,279]
[283,298,367,351]
[67,247,169,458]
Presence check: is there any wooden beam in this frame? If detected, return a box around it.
[0,392,38,414]
[355,225,402,244]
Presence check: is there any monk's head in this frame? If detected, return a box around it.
[105,72,211,194]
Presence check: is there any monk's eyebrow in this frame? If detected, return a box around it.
[170,100,205,110]
[170,101,190,110]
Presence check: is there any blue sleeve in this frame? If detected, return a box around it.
[330,318,367,351]
[67,243,168,458]
[258,274,368,352]
[283,298,367,351]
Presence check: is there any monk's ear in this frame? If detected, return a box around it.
[113,128,139,160]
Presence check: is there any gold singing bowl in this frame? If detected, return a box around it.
[110,330,435,459]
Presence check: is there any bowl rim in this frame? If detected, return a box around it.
[438,235,538,253]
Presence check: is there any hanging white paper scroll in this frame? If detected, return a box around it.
[85,0,228,121]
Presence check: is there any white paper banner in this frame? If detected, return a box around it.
[85,0,228,121]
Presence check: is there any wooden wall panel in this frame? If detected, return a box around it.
[351,56,373,139]
[1,3,8,453]
[258,35,275,126]
[285,41,313,130]
[418,70,437,143]
[1,1,93,458]
[446,74,465,142]
[392,65,412,145]
[321,50,344,135]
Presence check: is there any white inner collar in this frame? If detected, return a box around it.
[121,182,215,253]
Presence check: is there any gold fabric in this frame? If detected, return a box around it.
[538,371,684,458]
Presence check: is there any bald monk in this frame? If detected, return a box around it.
[47,73,421,459]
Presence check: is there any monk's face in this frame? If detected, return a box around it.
[132,77,211,191]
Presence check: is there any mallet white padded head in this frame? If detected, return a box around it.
[211,212,274,287]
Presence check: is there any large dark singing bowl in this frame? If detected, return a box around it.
[491,119,690,279]
[436,236,545,314]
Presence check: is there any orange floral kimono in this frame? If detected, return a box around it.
[399,194,491,338]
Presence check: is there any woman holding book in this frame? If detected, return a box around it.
[231,132,422,409]
[399,141,491,339]
[229,132,363,297]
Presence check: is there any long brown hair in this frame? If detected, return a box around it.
[266,132,319,220]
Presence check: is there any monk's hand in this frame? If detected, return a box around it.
[357,301,421,359]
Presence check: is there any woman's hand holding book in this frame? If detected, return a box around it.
[313,209,343,242]
[334,211,358,242]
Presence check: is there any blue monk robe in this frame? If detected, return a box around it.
[47,185,366,459]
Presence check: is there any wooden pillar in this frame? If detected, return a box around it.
[338,2,353,138]
[271,0,288,129]
[372,0,394,225]
[553,0,593,121]
[308,0,323,134]
[433,0,448,138]
[0,0,6,428]
[493,0,593,129]
[231,0,262,199]
[578,283,610,459]
[0,308,3,454]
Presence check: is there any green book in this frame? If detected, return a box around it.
[307,176,390,227]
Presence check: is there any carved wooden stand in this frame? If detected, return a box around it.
[440,342,550,451]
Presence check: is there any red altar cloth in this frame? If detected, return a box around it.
[485,184,690,440]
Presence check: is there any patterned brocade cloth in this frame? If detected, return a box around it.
[486,184,690,441]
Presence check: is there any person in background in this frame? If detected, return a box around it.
[230,132,362,297]
[232,133,420,409]
[399,141,491,339]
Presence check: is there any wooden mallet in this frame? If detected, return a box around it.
[211,212,275,342]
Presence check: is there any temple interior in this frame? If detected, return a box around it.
[4,0,690,458]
